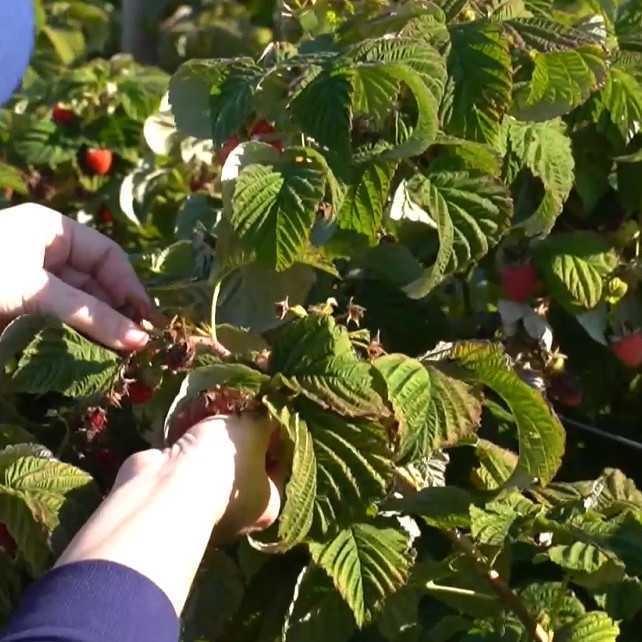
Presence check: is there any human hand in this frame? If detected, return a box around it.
[56,415,284,614]
[0,203,151,350]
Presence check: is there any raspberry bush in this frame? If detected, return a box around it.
[2,1,642,641]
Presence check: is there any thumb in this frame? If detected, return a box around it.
[25,270,149,351]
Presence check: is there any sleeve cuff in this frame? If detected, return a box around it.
[1,560,180,642]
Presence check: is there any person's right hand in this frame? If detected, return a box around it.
[0,203,152,351]
[56,414,285,614]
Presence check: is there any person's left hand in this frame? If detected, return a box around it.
[0,203,151,350]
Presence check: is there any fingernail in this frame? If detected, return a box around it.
[125,327,149,348]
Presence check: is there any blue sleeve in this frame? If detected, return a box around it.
[0,560,180,642]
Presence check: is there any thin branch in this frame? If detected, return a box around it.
[560,415,642,452]
[191,335,232,359]
[424,580,495,600]
[446,530,550,642]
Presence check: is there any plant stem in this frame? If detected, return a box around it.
[446,530,550,642]
[210,277,223,344]
[56,416,71,460]
[191,335,231,359]
[424,580,495,600]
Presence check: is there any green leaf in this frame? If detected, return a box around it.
[309,518,415,628]
[11,116,77,167]
[169,60,221,140]
[469,502,518,546]
[349,38,446,108]
[251,402,316,553]
[210,61,263,147]
[338,160,398,241]
[446,21,513,148]
[449,342,565,486]
[386,486,476,529]
[520,582,585,628]
[230,151,327,271]
[336,1,445,45]
[593,576,642,621]
[504,118,575,236]
[290,66,354,159]
[403,171,513,299]
[348,40,446,157]
[599,67,642,144]
[505,18,604,54]
[217,262,318,333]
[471,439,518,490]
[0,451,99,575]
[0,163,27,195]
[534,232,618,311]
[513,46,609,121]
[169,58,260,144]
[270,315,387,418]
[41,25,85,65]
[0,489,49,575]
[543,542,626,588]
[377,63,442,160]
[373,354,432,454]
[373,354,482,461]
[351,64,401,125]
[300,402,393,536]
[556,612,619,642]
[164,363,268,441]
[12,323,121,398]
[182,550,245,642]
[283,565,355,642]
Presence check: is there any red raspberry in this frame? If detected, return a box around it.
[612,331,642,369]
[127,381,154,405]
[218,136,241,165]
[52,104,75,126]
[500,263,538,303]
[84,148,113,176]
[250,120,284,152]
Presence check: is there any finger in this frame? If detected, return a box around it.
[34,207,152,313]
[55,266,115,306]
[25,270,149,351]
[253,476,282,531]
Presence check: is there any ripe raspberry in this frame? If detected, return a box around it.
[501,263,539,303]
[98,206,114,223]
[250,120,284,152]
[218,136,241,165]
[84,407,108,441]
[163,341,195,373]
[548,375,583,408]
[52,104,75,126]
[612,331,642,369]
[84,148,113,176]
[127,381,154,405]
[166,387,260,444]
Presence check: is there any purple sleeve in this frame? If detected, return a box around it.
[0,560,180,642]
